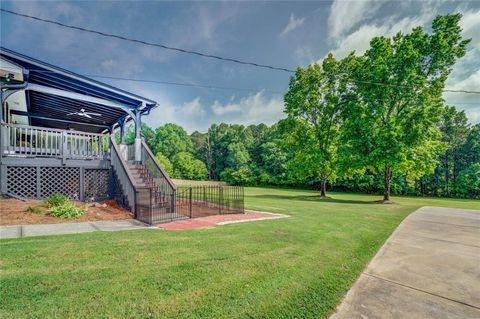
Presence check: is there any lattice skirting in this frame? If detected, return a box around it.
[3,165,110,201]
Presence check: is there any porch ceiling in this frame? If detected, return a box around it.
[1,47,157,133]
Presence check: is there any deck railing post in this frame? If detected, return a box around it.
[61,130,67,165]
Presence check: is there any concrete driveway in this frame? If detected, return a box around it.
[331,206,480,319]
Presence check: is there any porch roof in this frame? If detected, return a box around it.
[1,47,157,133]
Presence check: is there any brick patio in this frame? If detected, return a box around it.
[157,210,289,230]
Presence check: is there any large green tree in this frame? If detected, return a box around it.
[283,54,351,197]
[153,123,193,160]
[171,152,208,180]
[340,14,470,201]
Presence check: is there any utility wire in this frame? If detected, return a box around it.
[0,8,296,73]
[0,66,284,94]
[3,8,480,95]
[1,65,480,96]
[2,9,480,94]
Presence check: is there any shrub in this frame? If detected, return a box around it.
[49,203,85,219]
[43,193,69,208]
[26,206,43,214]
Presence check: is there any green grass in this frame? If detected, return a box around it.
[1,188,478,319]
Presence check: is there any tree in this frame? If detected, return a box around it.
[204,123,254,180]
[439,106,469,195]
[115,123,155,148]
[461,124,480,168]
[155,152,174,176]
[153,123,193,159]
[283,54,350,197]
[171,152,208,180]
[340,14,470,202]
[455,163,480,198]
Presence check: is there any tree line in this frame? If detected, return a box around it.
[123,14,478,200]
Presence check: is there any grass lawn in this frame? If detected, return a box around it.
[1,188,478,319]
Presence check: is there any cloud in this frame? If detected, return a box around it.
[327,0,384,39]
[181,97,206,116]
[141,90,284,133]
[328,13,434,58]
[210,91,285,125]
[280,13,305,36]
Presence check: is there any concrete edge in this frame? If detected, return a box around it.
[216,214,290,225]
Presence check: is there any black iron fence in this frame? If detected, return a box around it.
[135,187,177,224]
[136,185,244,225]
[176,185,244,218]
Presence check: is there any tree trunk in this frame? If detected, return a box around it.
[383,166,392,202]
[320,178,327,198]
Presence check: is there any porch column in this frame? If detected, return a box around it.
[0,90,3,163]
[134,109,142,163]
[118,118,128,160]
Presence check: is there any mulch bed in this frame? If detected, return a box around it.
[0,198,133,225]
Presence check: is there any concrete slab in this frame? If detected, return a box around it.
[0,225,22,239]
[331,206,480,319]
[91,219,148,231]
[0,219,150,239]
[331,274,480,319]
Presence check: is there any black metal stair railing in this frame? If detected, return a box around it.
[133,140,178,224]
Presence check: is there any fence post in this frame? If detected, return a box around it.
[189,187,193,218]
[203,185,206,204]
[219,186,223,215]
[149,187,153,225]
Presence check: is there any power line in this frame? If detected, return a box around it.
[3,8,480,95]
[3,65,480,97]
[346,79,480,94]
[0,8,296,73]
[0,66,284,94]
[87,75,285,94]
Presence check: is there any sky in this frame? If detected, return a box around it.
[1,0,479,133]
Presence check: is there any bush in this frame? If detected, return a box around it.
[49,203,85,219]
[43,193,69,208]
[26,206,43,214]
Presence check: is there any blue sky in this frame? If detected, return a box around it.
[1,1,479,132]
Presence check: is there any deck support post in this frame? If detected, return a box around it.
[79,167,85,201]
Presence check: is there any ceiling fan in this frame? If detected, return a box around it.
[66,109,101,119]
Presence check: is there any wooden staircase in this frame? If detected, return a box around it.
[127,163,170,208]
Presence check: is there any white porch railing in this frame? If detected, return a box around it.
[0,123,109,160]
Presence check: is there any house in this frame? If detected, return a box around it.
[0,47,178,224]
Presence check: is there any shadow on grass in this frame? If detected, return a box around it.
[250,194,376,205]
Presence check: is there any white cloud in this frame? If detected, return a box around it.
[142,90,285,133]
[280,13,305,36]
[328,13,434,58]
[181,97,206,116]
[210,91,285,125]
[327,0,384,39]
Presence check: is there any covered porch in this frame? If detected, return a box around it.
[0,48,177,217]
[0,47,155,164]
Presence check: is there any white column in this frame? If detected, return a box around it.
[134,110,142,163]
